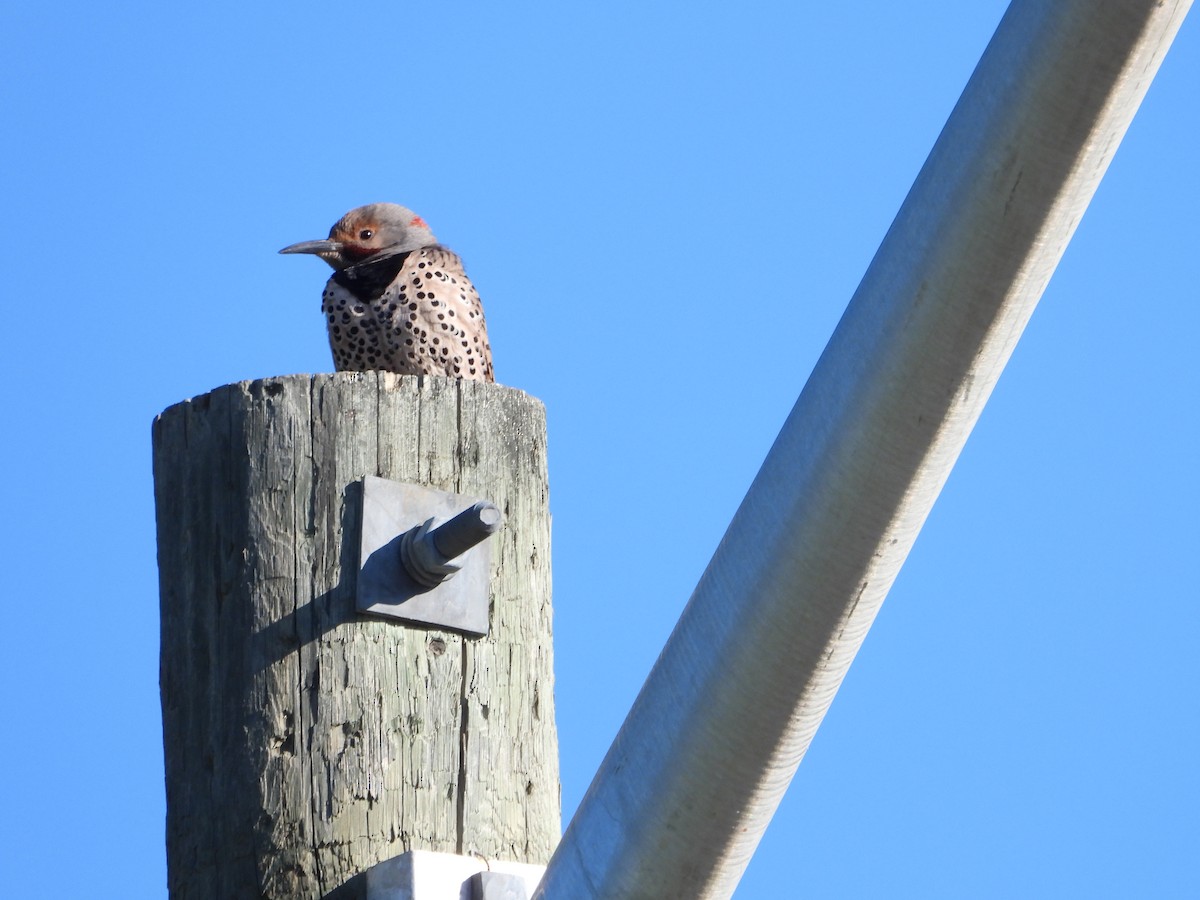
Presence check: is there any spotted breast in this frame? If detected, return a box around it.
[323,245,493,380]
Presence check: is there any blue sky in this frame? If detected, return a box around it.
[2,2,1196,897]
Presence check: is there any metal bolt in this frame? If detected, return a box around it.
[400,501,502,589]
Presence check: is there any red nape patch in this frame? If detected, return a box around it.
[409,216,428,229]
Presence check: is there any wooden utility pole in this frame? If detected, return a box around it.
[153,373,559,899]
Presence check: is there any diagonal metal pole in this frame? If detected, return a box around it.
[534,2,1191,898]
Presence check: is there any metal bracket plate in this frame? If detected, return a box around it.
[357,475,494,636]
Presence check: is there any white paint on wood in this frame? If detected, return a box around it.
[364,850,544,900]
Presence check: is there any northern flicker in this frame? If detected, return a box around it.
[280,203,494,381]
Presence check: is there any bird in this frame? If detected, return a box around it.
[280,203,494,382]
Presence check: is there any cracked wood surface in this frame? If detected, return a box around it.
[154,373,559,899]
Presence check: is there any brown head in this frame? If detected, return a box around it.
[279,203,438,270]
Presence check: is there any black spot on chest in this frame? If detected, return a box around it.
[333,252,413,303]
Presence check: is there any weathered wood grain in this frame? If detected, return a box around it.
[153,373,559,900]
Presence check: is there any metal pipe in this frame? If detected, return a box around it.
[533,2,1191,897]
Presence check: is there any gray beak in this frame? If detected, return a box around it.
[278,239,343,255]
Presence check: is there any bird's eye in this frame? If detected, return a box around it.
[359,229,374,240]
